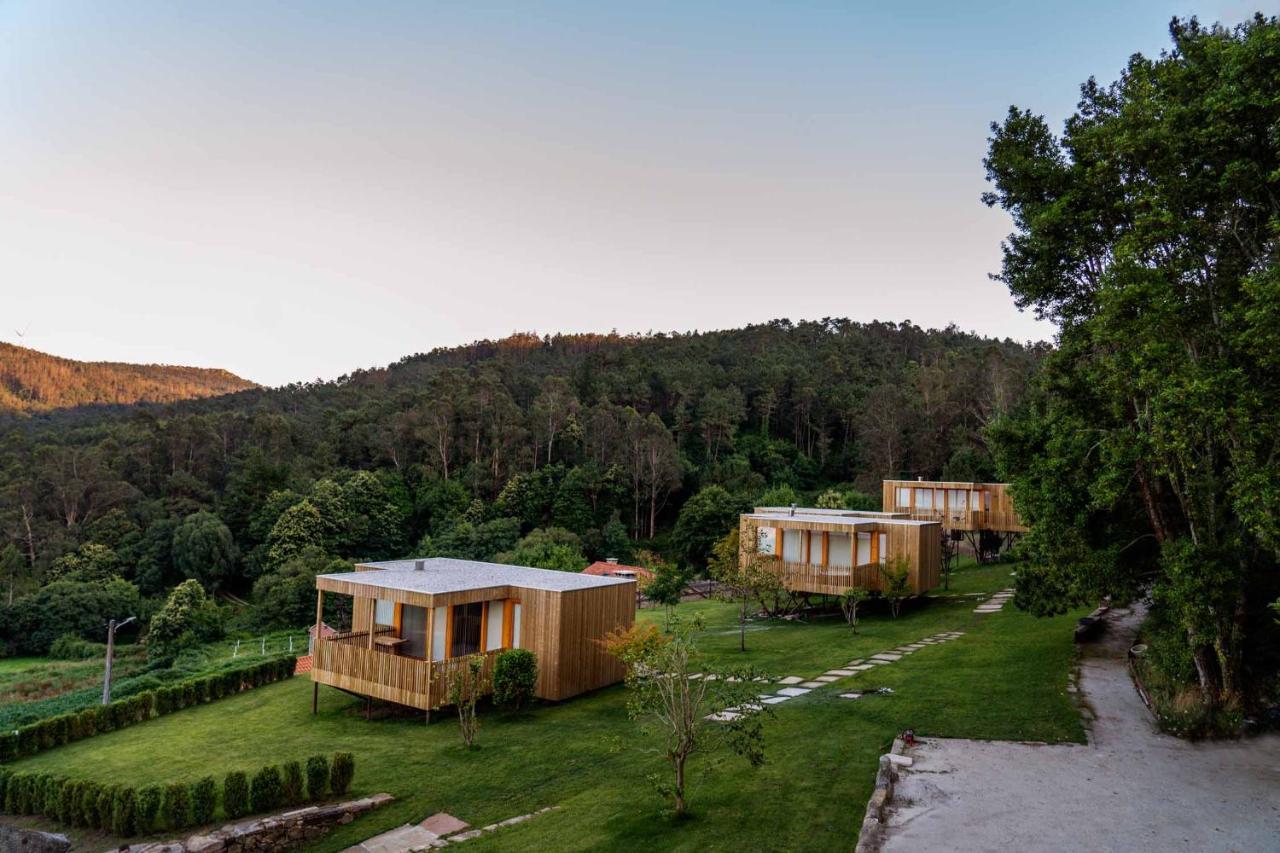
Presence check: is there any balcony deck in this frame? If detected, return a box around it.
[767,558,885,596]
[311,629,498,711]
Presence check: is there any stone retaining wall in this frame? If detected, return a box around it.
[120,794,393,853]
[854,737,908,853]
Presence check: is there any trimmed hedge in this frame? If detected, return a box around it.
[0,752,350,839]
[0,656,295,764]
[493,648,538,709]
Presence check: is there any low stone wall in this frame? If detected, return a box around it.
[854,737,909,853]
[0,825,71,853]
[120,794,393,853]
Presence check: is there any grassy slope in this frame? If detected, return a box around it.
[9,562,1083,851]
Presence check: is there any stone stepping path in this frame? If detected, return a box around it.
[706,630,968,721]
[975,588,1015,614]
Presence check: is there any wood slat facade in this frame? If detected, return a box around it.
[881,480,1027,533]
[739,510,942,596]
[312,564,634,712]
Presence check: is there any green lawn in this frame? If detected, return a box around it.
[7,562,1084,851]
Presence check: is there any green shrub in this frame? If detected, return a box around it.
[111,787,138,837]
[223,771,250,819]
[329,752,355,796]
[57,778,76,824]
[8,774,26,815]
[136,784,163,834]
[25,774,47,816]
[49,633,105,660]
[281,761,304,806]
[76,780,99,828]
[43,774,62,816]
[160,782,191,830]
[16,726,37,757]
[0,768,9,810]
[304,755,329,802]
[191,776,217,825]
[0,733,16,763]
[493,648,538,709]
[96,784,116,830]
[249,765,283,813]
[94,704,115,734]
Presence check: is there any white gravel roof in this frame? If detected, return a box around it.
[318,557,635,595]
[744,510,938,527]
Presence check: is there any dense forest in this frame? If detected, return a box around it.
[0,319,1042,653]
[0,342,258,413]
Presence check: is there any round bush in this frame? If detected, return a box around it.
[249,765,283,814]
[223,771,250,819]
[329,752,355,796]
[304,755,329,802]
[492,649,538,709]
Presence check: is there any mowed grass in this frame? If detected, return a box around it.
[9,562,1083,851]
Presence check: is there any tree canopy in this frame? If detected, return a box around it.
[985,15,1280,711]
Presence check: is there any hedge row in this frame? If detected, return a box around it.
[0,752,354,838]
[0,656,296,764]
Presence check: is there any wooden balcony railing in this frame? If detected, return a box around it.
[311,637,499,711]
[765,558,884,595]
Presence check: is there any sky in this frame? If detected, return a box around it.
[0,1,1261,386]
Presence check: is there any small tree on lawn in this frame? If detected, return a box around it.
[639,552,687,631]
[879,559,912,619]
[603,618,770,818]
[709,527,780,651]
[839,587,868,634]
[939,531,957,591]
[447,654,485,748]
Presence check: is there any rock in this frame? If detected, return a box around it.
[888,753,913,767]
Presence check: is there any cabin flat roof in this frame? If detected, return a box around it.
[883,479,1009,488]
[319,558,635,595]
[743,511,937,527]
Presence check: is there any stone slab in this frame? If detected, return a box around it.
[814,675,840,682]
[778,675,805,685]
[761,695,791,704]
[871,653,902,661]
[776,686,812,697]
[420,813,469,837]
[800,681,826,688]
[706,710,741,722]
[839,693,863,700]
[852,664,875,671]
[826,669,856,677]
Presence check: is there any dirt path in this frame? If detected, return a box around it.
[881,606,1280,853]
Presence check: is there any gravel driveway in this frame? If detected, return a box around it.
[880,606,1280,853]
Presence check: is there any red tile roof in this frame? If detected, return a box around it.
[582,561,653,582]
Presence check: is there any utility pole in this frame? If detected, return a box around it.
[102,616,136,705]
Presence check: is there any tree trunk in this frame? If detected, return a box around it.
[673,754,687,817]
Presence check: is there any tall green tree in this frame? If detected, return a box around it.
[171,511,238,591]
[984,15,1280,708]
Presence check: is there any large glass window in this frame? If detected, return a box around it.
[915,489,933,509]
[856,532,872,565]
[782,529,803,562]
[895,487,910,508]
[878,533,888,563]
[485,602,504,651]
[374,599,396,627]
[949,489,966,509]
[757,526,776,555]
[828,533,852,568]
[450,602,483,657]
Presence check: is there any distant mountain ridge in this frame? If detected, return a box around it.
[0,342,258,413]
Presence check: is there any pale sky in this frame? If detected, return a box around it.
[0,2,1256,385]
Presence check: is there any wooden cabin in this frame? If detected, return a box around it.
[881,480,1027,533]
[739,507,941,596]
[310,558,635,713]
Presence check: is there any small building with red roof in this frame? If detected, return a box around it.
[583,559,653,584]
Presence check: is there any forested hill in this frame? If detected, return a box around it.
[0,342,258,414]
[0,320,1046,646]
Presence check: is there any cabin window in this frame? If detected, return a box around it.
[756,526,776,555]
[400,604,427,658]
[878,533,888,564]
[431,606,447,660]
[828,533,852,568]
[451,602,484,657]
[856,532,872,565]
[970,490,982,510]
[915,489,933,510]
[512,603,523,649]
[895,487,910,508]
[949,489,966,510]
[782,529,803,562]
[485,601,505,651]
[374,599,396,627]
[808,531,824,563]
